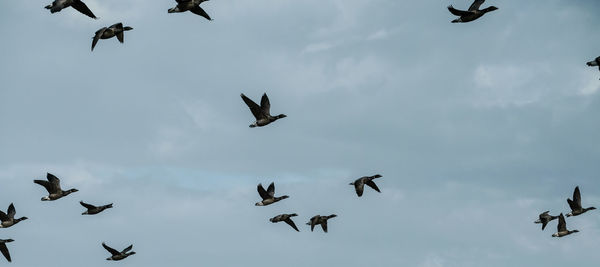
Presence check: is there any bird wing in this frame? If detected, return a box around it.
[370,174,382,179]
[102,243,120,256]
[557,214,567,232]
[92,27,106,51]
[365,180,381,193]
[257,184,270,200]
[122,244,133,253]
[0,243,10,262]
[190,6,212,21]
[47,173,62,192]
[354,181,364,197]
[111,23,125,43]
[241,94,265,120]
[267,182,275,198]
[34,179,55,194]
[80,201,96,210]
[0,211,8,222]
[7,204,15,219]
[567,198,578,211]
[542,220,549,231]
[468,0,485,11]
[284,218,299,232]
[573,186,582,208]
[72,0,97,19]
[260,93,271,115]
[321,221,328,233]
[447,5,471,16]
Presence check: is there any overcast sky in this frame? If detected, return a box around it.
[1,0,600,266]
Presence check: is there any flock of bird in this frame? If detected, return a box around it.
[1,0,598,264]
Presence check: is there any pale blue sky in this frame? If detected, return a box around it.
[1,0,600,266]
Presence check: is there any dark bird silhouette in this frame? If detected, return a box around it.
[34,173,78,201]
[103,243,136,261]
[0,203,28,228]
[241,93,287,128]
[552,213,579,237]
[270,213,300,232]
[586,56,600,79]
[349,174,382,197]
[448,0,497,23]
[80,201,113,215]
[0,239,13,262]
[566,186,596,217]
[534,211,558,231]
[168,0,212,21]
[92,23,133,51]
[255,183,289,206]
[306,215,337,233]
[45,0,97,19]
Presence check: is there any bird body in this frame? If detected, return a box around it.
[307,214,337,233]
[350,174,382,197]
[448,0,497,23]
[45,0,97,19]
[270,213,300,232]
[34,173,78,201]
[241,93,286,128]
[0,203,27,228]
[168,0,212,20]
[92,23,133,51]
[255,183,289,206]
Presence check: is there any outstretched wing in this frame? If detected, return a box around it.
[266,182,275,198]
[47,173,62,192]
[448,5,471,16]
[557,214,567,232]
[190,6,212,21]
[72,0,97,19]
[121,244,133,253]
[92,27,106,51]
[102,243,120,256]
[80,201,96,210]
[354,182,364,197]
[468,0,485,11]
[7,204,15,219]
[365,180,381,193]
[257,184,270,200]
[0,211,8,222]
[542,220,549,231]
[241,94,264,120]
[0,243,11,262]
[284,218,299,232]
[573,186,582,208]
[260,93,271,115]
[321,221,328,233]
[34,180,55,194]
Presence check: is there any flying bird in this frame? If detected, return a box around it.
[448,0,497,23]
[586,56,600,79]
[552,213,579,238]
[45,0,97,19]
[34,173,78,201]
[168,0,213,21]
[0,239,13,262]
[350,174,382,197]
[306,215,337,233]
[241,93,287,128]
[92,23,133,51]
[80,201,113,215]
[0,203,28,228]
[534,211,558,231]
[103,243,136,261]
[566,186,596,217]
[270,213,300,232]
[255,182,289,206]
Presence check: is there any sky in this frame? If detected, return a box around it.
[1,0,600,266]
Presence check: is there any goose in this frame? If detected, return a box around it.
[80,201,113,215]
[255,183,288,206]
[350,174,382,197]
[0,239,13,262]
[566,186,596,217]
[534,211,558,231]
[168,0,212,21]
[92,23,133,51]
[448,0,497,23]
[34,173,78,201]
[45,0,97,19]
[241,93,287,128]
[0,203,28,228]
[586,56,600,79]
[306,215,337,233]
[103,243,136,261]
[270,213,300,232]
[552,213,579,237]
